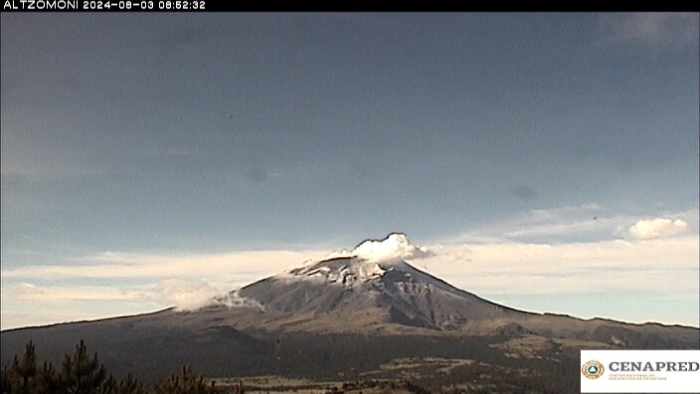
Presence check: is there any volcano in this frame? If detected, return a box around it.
[219,245,531,334]
[2,234,698,387]
[168,233,695,340]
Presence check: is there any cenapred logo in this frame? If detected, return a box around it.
[582,360,605,379]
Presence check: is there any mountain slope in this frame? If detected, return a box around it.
[232,255,531,333]
[207,247,697,347]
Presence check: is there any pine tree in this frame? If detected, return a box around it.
[35,361,62,393]
[96,375,117,394]
[1,341,40,394]
[153,365,218,394]
[115,373,145,394]
[60,340,107,394]
[12,341,37,394]
[1,364,19,394]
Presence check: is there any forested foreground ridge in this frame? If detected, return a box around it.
[1,340,225,394]
[1,340,440,394]
[0,338,580,394]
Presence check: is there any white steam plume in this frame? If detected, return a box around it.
[327,233,433,263]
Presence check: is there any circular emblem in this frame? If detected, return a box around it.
[581,360,605,379]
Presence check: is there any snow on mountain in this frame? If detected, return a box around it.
[228,233,531,332]
[282,257,388,287]
[275,233,434,287]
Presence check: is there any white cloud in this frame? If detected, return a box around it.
[0,283,160,330]
[2,225,697,329]
[6,283,148,302]
[530,203,603,221]
[4,225,696,299]
[457,204,698,244]
[628,217,691,239]
[155,279,262,312]
[456,203,612,243]
[0,280,264,329]
[601,13,699,50]
[327,233,433,263]
[423,236,698,295]
[155,279,221,311]
[4,249,328,281]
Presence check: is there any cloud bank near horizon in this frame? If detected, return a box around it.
[2,206,698,329]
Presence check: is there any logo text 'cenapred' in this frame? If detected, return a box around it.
[581,350,700,393]
[608,361,699,372]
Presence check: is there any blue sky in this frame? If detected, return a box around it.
[1,13,698,330]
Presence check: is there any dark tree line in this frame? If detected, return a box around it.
[1,341,224,394]
[2,336,583,393]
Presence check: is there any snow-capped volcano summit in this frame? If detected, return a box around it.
[144,233,698,342]
[283,257,392,287]
[277,233,430,287]
[228,234,526,333]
